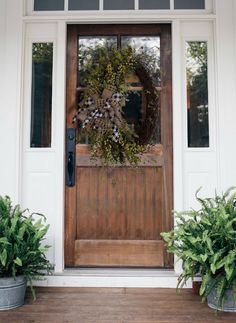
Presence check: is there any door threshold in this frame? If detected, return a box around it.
[61,268,177,277]
[33,268,187,288]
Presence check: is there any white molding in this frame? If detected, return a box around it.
[23,14,216,22]
[53,21,67,272]
[64,0,69,11]
[99,0,103,11]
[172,20,184,274]
[205,0,213,12]
[212,20,222,192]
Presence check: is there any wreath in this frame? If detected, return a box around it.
[73,46,160,165]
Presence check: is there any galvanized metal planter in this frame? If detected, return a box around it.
[207,287,236,312]
[0,276,27,311]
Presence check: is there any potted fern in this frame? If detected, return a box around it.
[161,188,236,312]
[0,196,53,310]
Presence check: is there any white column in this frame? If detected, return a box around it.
[0,0,24,202]
[215,0,236,191]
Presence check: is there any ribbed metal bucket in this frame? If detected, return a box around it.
[207,287,236,312]
[0,276,27,310]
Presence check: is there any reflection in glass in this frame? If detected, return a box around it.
[31,43,53,148]
[77,36,161,144]
[121,36,160,86]
[186,41,209,147]
[104,0,134,10]
[77,36,117,143]
[69,0,99,10]
[124,91,142,131]
[78,36,117,86]
[175,0,205,10]
[139,0,170,10]
[34,0,64,11]
[122,36,161,143]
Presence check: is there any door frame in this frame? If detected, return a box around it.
[65,23,173,268]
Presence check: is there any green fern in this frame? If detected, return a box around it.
[161,187,236,309]
[0,196,54,299]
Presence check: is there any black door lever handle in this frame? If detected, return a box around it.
[66,128,76,187]
[67,152,74,186]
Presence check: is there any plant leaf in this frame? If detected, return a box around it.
[14,257,22,266]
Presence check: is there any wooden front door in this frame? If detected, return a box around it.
[65,24,173,268]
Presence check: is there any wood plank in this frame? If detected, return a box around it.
[0,288,235,323]
[74,240,164,267]
[76,167,163,241]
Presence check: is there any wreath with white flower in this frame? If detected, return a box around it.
[73,46,160,165]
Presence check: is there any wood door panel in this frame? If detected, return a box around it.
[76,167,163,241]
[65,24,173,268]
[75,240,164,267]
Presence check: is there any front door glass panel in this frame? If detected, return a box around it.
[77,35,161,144]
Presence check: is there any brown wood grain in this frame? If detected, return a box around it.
[75,240,164,267]
[65,24,173,268]
[76,168,163,241]
[160,25,174,267]
[64,25,78,266]
[1,288,235,323]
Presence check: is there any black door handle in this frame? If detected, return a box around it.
[66,128,76,187]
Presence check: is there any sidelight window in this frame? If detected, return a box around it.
[186,41,209,148]
[30,43,53,148]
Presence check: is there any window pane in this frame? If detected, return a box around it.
[186,42,209,148]
[69,0,99,10]
[121,36,160,86]
[175,0,205,10]
[78,36,117,86]
[121,36,161,143]
[139,0,170,10]
[104,0,134,10]
[77,36,117,143]
[31,43,53,148]
[34,0,64,11]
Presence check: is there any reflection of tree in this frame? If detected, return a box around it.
[187,42,209,147]
[187,42,208,107]
[77,38,161,144]
[122,37,160,86]
[78,38,117,86]
[31,43,53,147]
[32,43,53,62]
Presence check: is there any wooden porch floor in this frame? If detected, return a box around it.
[0,288,236,323]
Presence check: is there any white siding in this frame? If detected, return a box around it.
[0,0,23,202]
